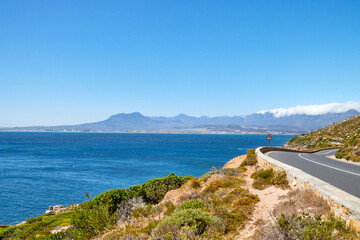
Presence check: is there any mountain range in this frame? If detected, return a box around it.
[2,109,359,134]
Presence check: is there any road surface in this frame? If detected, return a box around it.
[267,149,360,198]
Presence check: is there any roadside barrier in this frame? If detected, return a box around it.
[256,147,360,232]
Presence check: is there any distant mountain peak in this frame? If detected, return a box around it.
[175,113,193,118]
[4,103,359,134]
[109,112,145,118]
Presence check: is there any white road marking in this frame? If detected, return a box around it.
[298,153,360,177]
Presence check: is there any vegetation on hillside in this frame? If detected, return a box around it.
[255,189,358,240]
[100,165,260,239]
[1,153,358,239]
[251,168,289,190]
[240,148,257,167]
[0,211,72,240]
[286,113,360,162]
[0,173,191,240]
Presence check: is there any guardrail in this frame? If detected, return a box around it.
[256,147,360,232]
[259,146,338,154]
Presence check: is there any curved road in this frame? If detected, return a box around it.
[267,149,360,198]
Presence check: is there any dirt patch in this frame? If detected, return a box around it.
[236,166,290,239]
[160,179,202,207]
[223,155,246,169]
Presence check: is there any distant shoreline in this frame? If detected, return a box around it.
[0,130,297,135]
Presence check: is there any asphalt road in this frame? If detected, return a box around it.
[267,149,360,198]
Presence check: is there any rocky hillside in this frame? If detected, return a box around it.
[285,113,360,162]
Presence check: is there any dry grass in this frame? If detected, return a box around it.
[273,189,331,218]
[96,160,345,240]
[253,188,335,240]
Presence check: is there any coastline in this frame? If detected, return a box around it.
[0,130,297,135]
[2,152,357,239]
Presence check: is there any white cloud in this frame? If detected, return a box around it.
[257,101,360,118]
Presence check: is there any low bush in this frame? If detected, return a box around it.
[221,168,240,176]
[71,173,190,239]
[251,168,289,190]
[34,231,68,240]
[277,213,358,240]
[224,212,247,233]
[203,179,224,193]
[272,171,289,188]
[251,168,274,190]
[164,201,176,216]
[0,211,72,240]
[251,168,274,180]
[142,173,189,203]
[150,224,195,239]
[177,199,205,211]
[26,216,43,224]
[187,178,201,189]
[70,200,116,239]
[241,149,257,167]
[116,197,146,222]
[156,209,219,235]
[335,151,345,159]
[93,189,129,213]
[233,193,260,207]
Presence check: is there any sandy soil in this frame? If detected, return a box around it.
[223,155,246,169]
[235,166,290,239]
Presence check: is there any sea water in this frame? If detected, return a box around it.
[0,132,294,225]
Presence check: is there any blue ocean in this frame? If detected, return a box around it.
[0,132,294,225]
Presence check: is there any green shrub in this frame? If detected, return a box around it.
[272,171,289,188]
[251,168,276,190]
[221,168,240,176]
[177,199,205,211]
[93,173,189,212]
[277,213,358,240]
[142,221,159,234]
[241,149,257,166]
[251,168,274,181]
[34,231,68,240]
[142,173,187,203]
[335,151,345,159]
[251,168,289,189]
[233,193,260,207]
[0,226,16,239]
[26,216,43,224]
[1,173,192,240]
[0,212,72,240]
[164,201,176,216]
[92,188,129,213]
[156,209,218,235]
[70,200,116,239]
[225,212,247,233]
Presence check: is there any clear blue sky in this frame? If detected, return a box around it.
[1,0,360,127]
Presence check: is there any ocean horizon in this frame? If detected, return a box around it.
[0,132,294,225]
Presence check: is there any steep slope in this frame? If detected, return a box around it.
[285,113,360,162]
